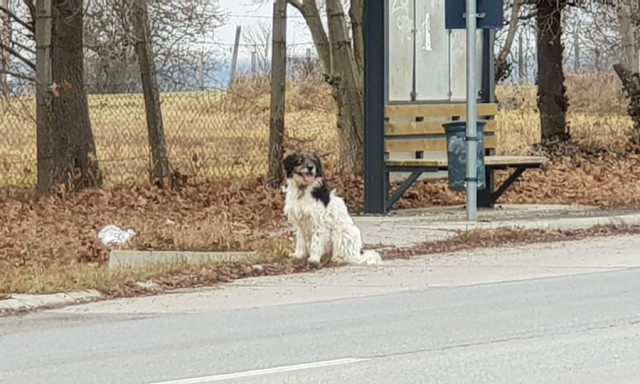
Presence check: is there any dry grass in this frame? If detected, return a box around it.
[2,72,640,296]
[495,72,633,155]
[0,73,635,187]
[1,255,316,297]
[0,77,339,188]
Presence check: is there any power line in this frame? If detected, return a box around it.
[226,14,305,20]
[196,41,314,48]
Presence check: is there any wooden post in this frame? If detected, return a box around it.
[35,0,53,197]
[228,25,241,88]
[251,50,257,75]
[1,0,10,89]
[131,0,171,187]
[268,0,287,184]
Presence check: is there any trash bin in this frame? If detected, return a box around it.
[443,120,486,191]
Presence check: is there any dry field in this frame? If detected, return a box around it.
[0,78,339,188]
[2,72,640,295]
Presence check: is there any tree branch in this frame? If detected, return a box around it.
[519,11,537,20]
[287,0,331,72]
[0,4,34,32]
[0,41,35,70]
[12,40,35,55]
[287,0,304,13]
[22,0,36,28]
[496,0,523,81]
[0,68,35,82]
[349,0,363,78]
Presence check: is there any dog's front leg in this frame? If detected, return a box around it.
[308,226,330,268]
[291,227,309,260]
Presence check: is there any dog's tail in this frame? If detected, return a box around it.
[359,249,383,266]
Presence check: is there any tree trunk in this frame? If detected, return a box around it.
[131,0,171,187]
[333,89,364,173]
[615,0,639,73]
[287,0,364,174]
[326,0,364,173]
[43,0,102,195]
[536,0,569,145]
[268,0,286,185]
[614,64,640,147]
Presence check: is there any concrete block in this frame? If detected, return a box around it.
[108,250,260,269]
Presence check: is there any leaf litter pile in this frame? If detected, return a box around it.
[2,148,640,296]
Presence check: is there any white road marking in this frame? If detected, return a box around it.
[148,357,371,384]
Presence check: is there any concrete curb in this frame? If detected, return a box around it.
[0,290,103,317]
[434,212,640,233]
[108,250,260,269]
[356,211,640,248]
[2,251,262,317]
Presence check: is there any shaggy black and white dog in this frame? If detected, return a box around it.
[282,151,382,267]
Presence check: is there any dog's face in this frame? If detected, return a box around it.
[283,151,324,187]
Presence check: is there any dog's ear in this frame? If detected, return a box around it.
[311,153,324,177]
[283,153,297,178]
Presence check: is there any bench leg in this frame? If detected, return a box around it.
[478,167,494,208]
[386,170,422,211]
[490,166,527,204]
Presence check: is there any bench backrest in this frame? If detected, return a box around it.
[384,103,498,155]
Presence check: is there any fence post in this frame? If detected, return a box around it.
[1,0,10,90]
[251,50,257,75]
[131,0,171,187]
[268,0,287,185]
[229,25,242,88]
[35,0,53,197]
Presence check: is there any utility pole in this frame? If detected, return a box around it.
[268,0,287,184]
[228,25,241,88]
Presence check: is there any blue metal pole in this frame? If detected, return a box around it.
[363,0,386,214]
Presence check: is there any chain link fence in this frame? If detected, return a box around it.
[0,48,338,189]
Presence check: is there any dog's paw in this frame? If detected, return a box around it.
[307,255,323,269]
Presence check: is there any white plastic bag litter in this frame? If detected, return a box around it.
[98,225,136,246]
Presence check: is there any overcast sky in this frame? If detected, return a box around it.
[216,0,314,58]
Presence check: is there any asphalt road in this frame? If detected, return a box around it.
[2,238,640,383]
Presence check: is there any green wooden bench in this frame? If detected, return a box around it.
[383,103,548,211]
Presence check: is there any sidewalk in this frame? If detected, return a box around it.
[354,204,640,247]
[48,233,640,316]
[2,204,639,316]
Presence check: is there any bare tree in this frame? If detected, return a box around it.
[243,21,271,76]
[608,0,640,147]
[536,0,570,145]
[46,0,102,193]
[3,0,105,194]
[496,0,524,82]
[281,0,364,173]
[614,0,639,72]
[83,0,226,93]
